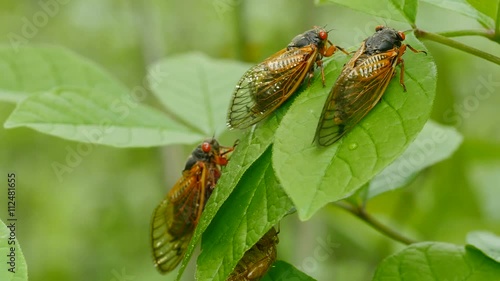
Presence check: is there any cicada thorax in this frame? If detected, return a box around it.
[151,138,237,274]
[227,227,279,281]
[314,26,426,146]
[227,26,346,129]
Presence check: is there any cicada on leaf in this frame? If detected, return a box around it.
[227,227,279,281]
[315,26,427,146]
[151,138,237,274]
[227,26,348,129]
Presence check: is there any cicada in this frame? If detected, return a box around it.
[227,26,348,129]
[227,227,279,281]
[315,26,427,146]
[151,138,237,274]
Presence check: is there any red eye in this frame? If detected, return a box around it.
[398,31,405,40]
[201,142,211,153]
[375,25,384,31]
[319,30,328,40]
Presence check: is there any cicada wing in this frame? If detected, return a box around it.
[151,166,207,273]
[227,46,318,129]
[315,47,399,146]
[151,197,194,273]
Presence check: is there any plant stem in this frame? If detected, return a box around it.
[334,202,417,245]
[414,29,500,65]
[438,29,495,40]
[496,2,500,39]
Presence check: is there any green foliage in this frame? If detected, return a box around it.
[149,53,251,136]
[466,0,499,21]
[0,46,127,103]
[421,0,495,28]
[262,260,316,281]
[0,220,27,281]
[467,231,500,263]
[317,0,417,24]
[5,86,200,147]
[368,120,462,198]
[373,242,500,280]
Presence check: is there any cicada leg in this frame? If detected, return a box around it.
[398,44,427,92]
[398,57,407,92]
[406,44,427,55]
[315,57,326,87]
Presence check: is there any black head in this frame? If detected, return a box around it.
[287,27,329,49]
[183,138,220,171]
[364,26,405,55]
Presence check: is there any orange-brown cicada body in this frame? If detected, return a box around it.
[227,227,279,281]
[151,138,237,274]
[227,26,348,129]
[315,25,427,146]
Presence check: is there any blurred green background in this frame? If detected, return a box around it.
[0,1,499,281]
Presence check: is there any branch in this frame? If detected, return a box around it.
[334,202,417,245]
[437,29,495,41]
[414,29,500,65]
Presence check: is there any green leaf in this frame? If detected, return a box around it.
[0,220,28,281]
[421,0,495,29]
[467,231,500,263]
[467,0,499,21]
[176,106,287,280]
[4,86,201,147]
[196,148,294,281]
[262,260,316,281]
[390,0,418,24]
[0,45,127,103]
[368,120,463,198]
[149,52,252,136]
[373,242,500,280]
[273,34,436,220]
[316,0,417,24]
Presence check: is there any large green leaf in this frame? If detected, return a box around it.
[196,148,294,281]
[373,242,500,280]
[4,87,200,147]
[176,106,287,280]
[273,34,436,220]
[317,0,417,24]
[467,231,500,263]
[262,260,316,281]
[0,45,127,103]
[149,52,251,136]
[422,0,495,29]
[0,220,28,281]
[368,120,462,198]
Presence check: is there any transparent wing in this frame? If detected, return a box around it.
[227,46,318,129]
[151,165,207,273]
[315,46,400,146]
